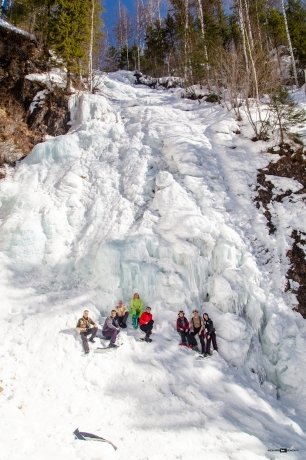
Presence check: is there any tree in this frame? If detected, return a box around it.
[115,2,132,70]
[287,0,306,68]
[270,87,306,144]
[48,0,94,90]
[280,0,298,86]
[88,0,103,92]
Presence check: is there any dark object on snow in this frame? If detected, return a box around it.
[73,428,117,450]
[94,345,120,352]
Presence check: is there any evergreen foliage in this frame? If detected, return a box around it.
[286,0,306,66]
[6,0,103,90]
[270,87,306,145]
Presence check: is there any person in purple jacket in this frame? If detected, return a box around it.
[102,310,120,347]
[176,310,192,347]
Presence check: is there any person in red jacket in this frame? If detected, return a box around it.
[176,310,191,347]
[139,306,154,342]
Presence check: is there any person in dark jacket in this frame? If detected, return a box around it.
[189,309,205,353]
[76,309,98,354]
[139,306,154,342]
[176,310,191,347]
[203,313,218,356]
[102,310,120,347]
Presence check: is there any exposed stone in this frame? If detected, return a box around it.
[255,144,306,317]
[0,22,70,169]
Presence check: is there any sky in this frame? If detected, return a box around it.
[102,0,232,42]
[103,0,134,35]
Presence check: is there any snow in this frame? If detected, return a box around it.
[0,17,36,40]
[26,68,67,89]
[0,71,306,459]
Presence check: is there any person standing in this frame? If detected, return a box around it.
[176,310,191,347]
[203,313,218,356]
[130,292,144,329]
[102,310,120,347]
[189,309,205,353]
[76,309,98,354]
[115,300,129,328]
[139,307,154,342]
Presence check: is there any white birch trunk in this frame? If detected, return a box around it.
[184,0,189,80]
[281,0,298,86]
[88,0,95,93]
[238,0,249,73]
[196,0,208,65]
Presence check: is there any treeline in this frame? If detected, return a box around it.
[104,0,306,143]
[5,0,103,91]
[105,0,306,86]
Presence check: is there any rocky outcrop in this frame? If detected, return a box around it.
[256,144,306,317]
[0,21,70,169]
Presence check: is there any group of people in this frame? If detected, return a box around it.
[76,292,217,356]
[76,293,154,353]
[176,309,218,356]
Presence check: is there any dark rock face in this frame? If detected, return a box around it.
[0,22,70,167]
[256,144,306,317]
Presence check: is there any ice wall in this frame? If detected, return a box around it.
[0,77,305,394]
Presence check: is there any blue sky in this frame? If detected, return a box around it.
[103,0,134,33]
[102,0,233,39]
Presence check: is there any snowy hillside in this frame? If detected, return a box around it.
[0,71,306,460]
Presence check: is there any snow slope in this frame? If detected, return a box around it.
[0,71,306,460]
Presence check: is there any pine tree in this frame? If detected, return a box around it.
[270,87,306,145]
[287,0,306,67]
[48,0,92,90]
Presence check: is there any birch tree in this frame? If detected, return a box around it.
[281,0,298,86]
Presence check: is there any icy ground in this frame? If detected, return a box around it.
[0,71,306,460]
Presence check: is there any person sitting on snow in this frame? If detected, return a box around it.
[102,310,120,347]
[130,292,144,329]
[115,300,129,328]
[176,310,192,347]
[203,313,218,356]
[139,306,154,342]
[76,309,98,354]
[189,309,205,353]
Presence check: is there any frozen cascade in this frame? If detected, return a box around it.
[0,71,306,460]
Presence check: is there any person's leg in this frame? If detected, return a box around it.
[186,331,192,347]
[132,315,138,329]
[191,327,201,349]
[211,331,218,351]
[110,328,119,344]
[140,324,148,335]
[89,327,98,342]
[102,331,111,340]
[199,333,205,355]
[121,311,129,328]
[205,336,212,355]
[189,331,198,347]
[117,316,123,327]
[142,320,154,338]
[140,321,154,342]
[80,332,89,353]
[179,331,187,345]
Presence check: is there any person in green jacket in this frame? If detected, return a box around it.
[130,292,144,329]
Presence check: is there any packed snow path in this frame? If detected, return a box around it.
[0,72,306,460]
